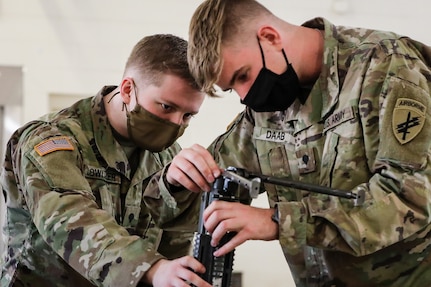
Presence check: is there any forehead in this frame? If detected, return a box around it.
[149,74,204,110]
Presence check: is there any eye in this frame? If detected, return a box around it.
[183,113,195,121]
[237,73,248,83]
[160,103,172,111]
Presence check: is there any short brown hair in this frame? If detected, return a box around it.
[188,0,271,97]
[125,34,200,90]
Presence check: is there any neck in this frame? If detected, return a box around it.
[288,26,324,85]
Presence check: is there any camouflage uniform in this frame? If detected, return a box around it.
[0,86,194,287]
[150,18,431,286]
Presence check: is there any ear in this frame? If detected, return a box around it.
[120,77,134,104]
[257,26,282,49]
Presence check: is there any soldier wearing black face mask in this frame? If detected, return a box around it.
[146,1,431,287]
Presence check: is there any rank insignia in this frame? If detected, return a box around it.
[34,136,74,156]
[392,98,426,144]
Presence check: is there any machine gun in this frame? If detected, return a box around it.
[192,167,261,287]
[192,166,365,287]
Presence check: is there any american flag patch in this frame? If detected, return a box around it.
[34,136,75,156]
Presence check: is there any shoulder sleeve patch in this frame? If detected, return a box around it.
[392,98,426,144]
[34,136,75,156]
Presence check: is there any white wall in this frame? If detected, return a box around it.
[0,1,430,286]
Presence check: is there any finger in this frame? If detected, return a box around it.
[170,276,189,287]
[178,256,206,274]
[182,146,219,185]
[190,144,222,178]
[202,200,221,222]
[187,273,212,287]
[213,232,247,257]
[168,157,209,192]
[175,259,211,287]
[203,201,236,229]
[210,217,239,246]
[170,148,218,192]
[203,207,233,236]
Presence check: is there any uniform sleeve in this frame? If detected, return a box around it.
[18,130,164,287]
[278,38,431,258]
[143,164,202,231]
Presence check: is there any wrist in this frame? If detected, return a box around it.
[271,204,279,224]
[162,171,183,193]
[142,258,166,284]
[270,205,280,239]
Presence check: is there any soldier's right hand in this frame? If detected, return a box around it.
[142,256,212,287]
[166,144,221,192]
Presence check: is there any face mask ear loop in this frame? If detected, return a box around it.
[108,91,120,104]
[257,37,267,68]
[281,48,290,65]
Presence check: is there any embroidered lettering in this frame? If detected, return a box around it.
[392,98,426,144]
[323,107,355,132]
[253,127,294,144]
[266,130,285,141]
[85,166,120,184]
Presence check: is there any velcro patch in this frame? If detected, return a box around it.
[253,127,294,144]
[34,136,75,156]
[392,98,426,144]
[323,106,355,133]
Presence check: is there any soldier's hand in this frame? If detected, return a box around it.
[142,256,212,287]
[203,201,278,257]
[167,144,221,192]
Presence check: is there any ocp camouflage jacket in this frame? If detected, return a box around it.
[150,18,431,287]
[0,86,192,287]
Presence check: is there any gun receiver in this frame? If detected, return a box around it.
[192,167,260,287]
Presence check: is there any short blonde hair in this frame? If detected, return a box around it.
[188,0,271,97]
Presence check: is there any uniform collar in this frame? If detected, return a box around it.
[290,17,341,134]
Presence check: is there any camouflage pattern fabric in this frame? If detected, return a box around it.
[150,18,431,287]
[0,86,193,287]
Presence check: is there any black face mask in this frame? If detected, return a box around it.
[241,39,302,112]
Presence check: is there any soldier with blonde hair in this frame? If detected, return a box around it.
[153,0,431,286]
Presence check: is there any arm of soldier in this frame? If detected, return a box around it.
[145,111,261,235]
[19,134,165,286]
[332,45,431,256]
[143,159,207,230]
[279,44,431,258]
[349,48,431,252]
